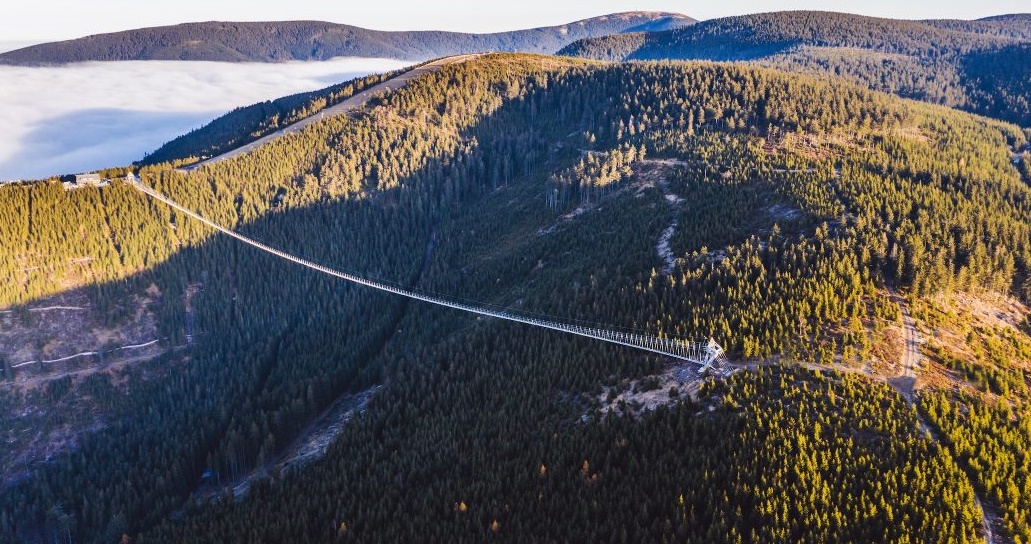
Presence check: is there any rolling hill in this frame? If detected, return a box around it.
[0,12,694,65]
[559,11,1031,125]
[921,13,1031,39]
[559,11,1027,61]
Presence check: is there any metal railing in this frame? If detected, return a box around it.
[132,179,728,372]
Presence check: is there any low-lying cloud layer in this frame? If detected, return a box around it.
[0,57,409,181]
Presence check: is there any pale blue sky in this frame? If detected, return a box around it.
[4,0,1027,41]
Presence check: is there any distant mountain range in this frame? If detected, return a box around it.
[559,11,1031,125]
[0,12,694,64]
[558,11,1031,61]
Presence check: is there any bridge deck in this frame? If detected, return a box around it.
[132,179,729,372]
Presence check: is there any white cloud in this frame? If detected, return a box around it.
[0,58,410,181]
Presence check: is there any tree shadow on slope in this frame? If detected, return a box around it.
[0,59,674,541]
[958,42,1031,127]
[0,56,920,541]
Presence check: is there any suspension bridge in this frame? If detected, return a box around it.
[130,179,729,373]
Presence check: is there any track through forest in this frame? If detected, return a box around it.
[891,291,921,400]
[889,293,1005,544]
[738,292,1005,544]
[179,54,482,171]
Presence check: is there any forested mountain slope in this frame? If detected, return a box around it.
[1,54,1030,542]
[559,11,1031,126]
[0,12,693,65]
[922,13,1031,39]
[139,68,408,167]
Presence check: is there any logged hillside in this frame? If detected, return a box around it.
[559,11,1031,126]
[2,54,1031,542]
[0,12,693,65]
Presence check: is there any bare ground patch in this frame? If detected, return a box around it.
[917,291,1031,399]
[598,362,708,418]
[202,385,380,501]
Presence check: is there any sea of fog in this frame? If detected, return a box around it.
[0,58,410,181]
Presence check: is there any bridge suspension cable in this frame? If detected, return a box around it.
[131,179,728,372]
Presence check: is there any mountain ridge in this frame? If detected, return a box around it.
[558,10,1031,125]
[559,11,1030,61]
[0,12,695,65]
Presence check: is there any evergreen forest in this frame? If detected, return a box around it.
[1,50,1030,543]
[559,11,1031,126]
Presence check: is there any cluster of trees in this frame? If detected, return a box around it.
[545,144,642,209]
[918,295,1031,399]
[921,393,1031,542]
[960,43,1031,126]
[140,70,407,167]
[757,43,1031,127]
[560,11,1019,61]
[559,11,1031,126]
[758,48,965,104]
[144,368,981,543]
[922,14,1031,40]
[0,53,1028,541]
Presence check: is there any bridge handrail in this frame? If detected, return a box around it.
[131,179,727,369]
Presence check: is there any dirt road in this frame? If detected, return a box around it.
[885,291,921,400]
[180,54,481,171]
[886,292,1004,543]
[899,298,921,378]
